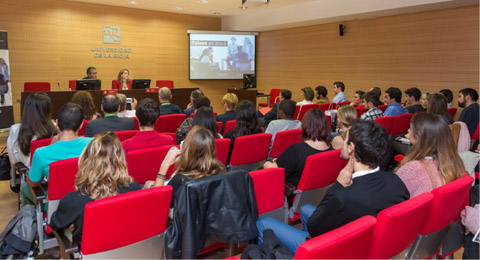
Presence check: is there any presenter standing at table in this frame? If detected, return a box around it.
[112,69,132,90]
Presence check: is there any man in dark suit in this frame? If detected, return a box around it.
[158,87,182,115]
[84,94,135,137]
[256,119,409,254]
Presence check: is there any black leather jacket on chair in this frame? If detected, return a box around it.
[164,170,259,259]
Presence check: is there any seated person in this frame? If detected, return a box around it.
[396,113,465,198]
[83,66,97,79]
[265,99,301,147]
[122,98,173,152]
[176,97,210,144]
[420,92,431,110]
[84,94,135,137]
[8,93,58,168]
[332,82,348,103]
[264,89,292,123]
[383,87,408,116]
[349,90,365,107]
[148,126,226,206]
[360,91,384,121]
[315,85,329,104]
[439,89,453,108]
[22,103,93,205]
[256,120,409,254]
[458,88,479,136]
[332,105,357,149]
[184,89,204,118]
[296,87,314,106]
[216,93,238,134]
[158,87,182,115]
[191,107,222,141]
[427,93,453,124]
[116,93,137,118]
[112,69,132,90]
[50,132,141,248]
[71,91,100,120]
[404,87,425,114]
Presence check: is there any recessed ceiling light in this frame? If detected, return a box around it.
[213,12,221,15]
[239,6,247,9]
[198,0,208,3]
[174,7,183,11]
[128,1,137,4]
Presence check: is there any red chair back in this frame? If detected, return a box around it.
[447,107,457,119]
[297,149,346,192]
[259,89,282,108]
[131,117,139,130]
[215,138,231,165]
[367,192,434,259]
[229,133,272,166]
[378,104,388,112]
[297,104,320,120]
[472,123,479,140]
[158,132,176,144]
[390,113,413,135]
[190,112,218,118]
[249,168,286,222]
[223,120,236,135]
[102,89,118,95]
[293,105,301,120]
[126,145,179,183]
[48,158,79,201]
[356,106,365,117]
[145,88,160,93]
[319,102,333,112]
[24,82,51,92]
[30,138,53,164]
[374,116,394,134]
[69,80,76,91]
[155,80,174,89]
[78,120,89,136]
[154,114,186,133]
[81,186,172,256]
[269,129,302,159]
[114,130,139,142]
[294,216,376,259]
[336,101,350,109]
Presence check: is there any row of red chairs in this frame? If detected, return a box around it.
[24,80,174,92]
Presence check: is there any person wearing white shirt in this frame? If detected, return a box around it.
[296,87,314,106]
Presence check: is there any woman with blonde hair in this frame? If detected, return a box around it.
[71,90,99,120]
[396,113,465,198]
[332,105,357,149]
[50,132,141,248]
[112,69,132,90]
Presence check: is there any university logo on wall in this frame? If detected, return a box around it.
[103,25,121,44]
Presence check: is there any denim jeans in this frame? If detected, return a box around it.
[256,204,317,254]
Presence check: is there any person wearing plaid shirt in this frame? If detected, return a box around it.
[360,91,384,121]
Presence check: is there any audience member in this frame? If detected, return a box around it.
[22,103,93,204]
[440,89,453,108]
[264,89,292,122]
[360,92,384,121]
[112,69,132,90]
[265,99,301,146]
[369,87,382,99]
[315,85,329,104]
[297,87,314,105]
[420,92,431,109]
[332,81,348,103]
[7,93,58,168]
[176,97,210,144]
[184,89,204,117]
[83,67,97,79]
[256,120,409,254]
[404,87,425,114]
[396,113,465,198]
[84,94,135,137]
[158,87,182,115]
[216,93,238,133]
[116,93,137,118]
[383,87,408,116]
[458,88,479,136]
[50,132,141,248]
[350,90,365,107]
[427,93,453,124]
[192,107,222,140]
[71,91,100,120]
[122,98,173,152]
[332,105,357,149]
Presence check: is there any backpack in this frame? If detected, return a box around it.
[0,205,37,259]
[0,147,11,181]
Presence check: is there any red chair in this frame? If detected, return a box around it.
[131,117,139,130]
[154,114,186,133]
[319,102,334,112]
[406,175,474,259]
[223,120,236,135]
[378,104,388,112]
[126,145,179,183]
[293,105,301,120]
[355,106,365,117]
[158,132,176,144]
[259,88,281,108]
[30,138,53,165]
[394,154,405,162]
[336,101,350,109]
[367,193,434,259]
[228,133,272,171]
[156,80,174,89]
[471,122,479,140]
[189,112,218,118]
[288,149,347,221]
[215,138,231,166]
[114,130,139,142]
[294,216,376,259]
[24,82,51,92]
[374,116,394,134]
[269,128,302,159]
[390,113,413,135]
[249,168,288,223]
[78,120,89,136]
[447,107,457,119]
[69,80,76,91]
[145,88,160,93]
[297,104,320,120]
[57,186,172,258]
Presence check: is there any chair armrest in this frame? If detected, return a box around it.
[15,162,29,175]
[30,185,46,205]
[53,229,79,259]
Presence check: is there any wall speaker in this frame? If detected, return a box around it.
[339,24,344,36]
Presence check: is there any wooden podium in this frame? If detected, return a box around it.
[227,89,258,107]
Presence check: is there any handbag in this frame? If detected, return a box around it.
[0,147,11,181]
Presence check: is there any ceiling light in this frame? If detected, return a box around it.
[213,12,221,15]
[174,7,183,11]
[198,0,208,3]
[239,6,248,9]
[128,1,137,4]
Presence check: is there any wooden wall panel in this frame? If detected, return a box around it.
[256,6,479,116]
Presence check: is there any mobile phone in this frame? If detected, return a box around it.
[126,97,132,110]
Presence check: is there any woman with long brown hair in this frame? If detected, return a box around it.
[427,93,453,124]
[396,113,465,198]
[71,90,99,120]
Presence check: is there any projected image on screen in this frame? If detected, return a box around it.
[189,33,255,80]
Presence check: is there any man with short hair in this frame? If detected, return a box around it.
[22,103,93,204]
[404,87,425,114]
[264,89,292,122]
[256,120,409,254]
[265,99,302,146]
[360,92,384,121]
[122,98,173,152]
[332,81,348,103]
[84,94,135,137]
[83,67,97,79]
[458,88,479,136]
[184,89,204,117]
[158,87,182,115]
[383,87,408,116]
[315,85,329,104]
